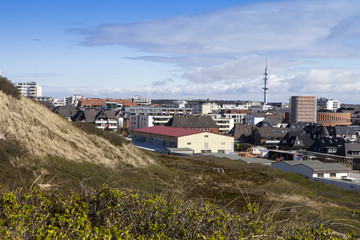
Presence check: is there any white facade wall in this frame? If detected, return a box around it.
[15,82,42,97]
[317,97,340,111]
[129,115,154,131]
[178,132,234,154]
[223,113,247,124]
[210,115,235,134]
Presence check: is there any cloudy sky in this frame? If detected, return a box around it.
[1,0,360,103]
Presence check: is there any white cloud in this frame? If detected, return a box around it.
[70,0,360,102]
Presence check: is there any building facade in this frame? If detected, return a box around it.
[132,126,234,154]
[129,115,154,132]
[15,82,42,97]
[289,96,317,123]
[317,112,351,127]
[317,97,341,111]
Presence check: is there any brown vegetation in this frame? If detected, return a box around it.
[0,90,154,168]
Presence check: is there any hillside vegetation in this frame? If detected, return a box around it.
[0,76,154,169]
[1,186,355,239]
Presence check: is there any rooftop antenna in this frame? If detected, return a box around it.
[263,61,269,105]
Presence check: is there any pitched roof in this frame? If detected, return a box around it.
[53,106,78,118]
[84,110,101,123]
[255,127,289,138]
[232,124,254,139]
[165,115,218,128]
[278,130,314,149]
[336,143,360,158]
[133,126,203,137]
[280,160,349,171]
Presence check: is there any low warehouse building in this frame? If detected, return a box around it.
[272,160,349,179]
[132,126,234,154]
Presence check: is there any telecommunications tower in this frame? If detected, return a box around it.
[263,63,269,105]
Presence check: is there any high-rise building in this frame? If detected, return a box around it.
[289,96,317,123]
[15,82,42,97]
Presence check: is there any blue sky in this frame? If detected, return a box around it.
[1,0,360,103]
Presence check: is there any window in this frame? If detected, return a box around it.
[221,142,225,145]
[204,135,209,138]
[317,173,324,178]
[218,150,225,153]
[201,150,211,153]
[330,173,336,177]
[187,142,191,145]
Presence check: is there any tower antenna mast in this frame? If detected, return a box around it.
[263,61,269,105]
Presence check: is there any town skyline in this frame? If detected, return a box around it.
[1,0,360,103]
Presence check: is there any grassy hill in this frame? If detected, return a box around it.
[1,76,360,237]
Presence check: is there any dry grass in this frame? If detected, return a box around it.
[0,91,155,168]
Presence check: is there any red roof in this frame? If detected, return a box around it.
[133,126,203,137]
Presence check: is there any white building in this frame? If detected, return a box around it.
[124,106,192,130]
[15,82,42,97]
[129,115,154,132]
[132,95,151,106]
[185,101,220,114]
[209,115,235,134]
[65,94,85,107]
[317,97,341,111]
[272,160,349,179]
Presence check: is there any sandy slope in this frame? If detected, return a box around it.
[0,91,154,167]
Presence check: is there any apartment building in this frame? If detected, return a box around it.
[185,100,220,114]
[317,97,341,111]
[128,115,154,132]
[15,82,42,97]
[289,96,317,123]
[220,109,249,124]
[124,106,192,131]
[208,114,235,134]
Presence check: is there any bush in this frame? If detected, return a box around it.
[0,76,21,99]
[0,186,354,239]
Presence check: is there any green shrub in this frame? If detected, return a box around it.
[0,186,354,239]
[0,76,21,99]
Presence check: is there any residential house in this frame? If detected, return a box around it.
[278,130,314,150]
[165,115,220,134]
[253,127,289,145]
[72,110,118,130]
[328,126,357,142]
[230,124,254,143]
[336,143,360,159]
[52,106,78,121]
[308,137,346,155]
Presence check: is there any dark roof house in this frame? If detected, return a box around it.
[165,115,219,134]
[308,137,346,155]
[53,106,78,120]
[278,130,314,150]
[253,127,289,145]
